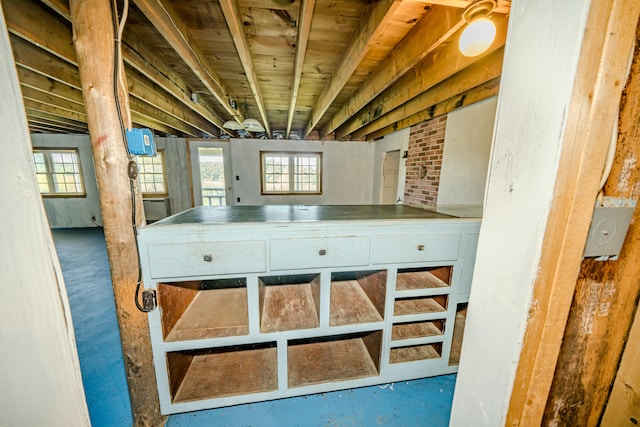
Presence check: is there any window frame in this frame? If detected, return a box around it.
[260,151,323,195]
[136,149,168,198]
[32,148,86,198]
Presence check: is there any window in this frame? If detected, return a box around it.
[261,152,322,195]
[137,150,167,197]
[33,148,85,197]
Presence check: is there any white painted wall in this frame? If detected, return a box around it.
[228,138,376,205]
[30,133,102,228]
[450,1,594,425]
[371,127,410,204]
[0,7,90,424]
[437,97,497,206]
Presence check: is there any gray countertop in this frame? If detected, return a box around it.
[152,205,456,226]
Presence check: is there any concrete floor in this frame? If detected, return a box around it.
[53,227,455,427]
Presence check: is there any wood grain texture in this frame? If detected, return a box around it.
[69,0,163,424]
[288,333,381,387]
[390,343,442,363]
[394,295,447,316]
[329,280,383,326]
[506,0,640,425]
[392,320,445,341]
[171,345,278,402]
[448,304,467,365]
[260,282,320,333]
[543,18,640,427]
[396,268,451,291]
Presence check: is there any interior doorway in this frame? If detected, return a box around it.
[189,141,232,206]
[381,150,400,204]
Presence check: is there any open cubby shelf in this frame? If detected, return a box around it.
[392,319,445,341]
[390,342,443,364]
[396,266,452,291]
[330,270,386,326]
[158,279,249,342]
[167,343,278,403]
[260,274,320,333]
[449,303,468,366]
[394,295,448,316]
[288,331,382,388]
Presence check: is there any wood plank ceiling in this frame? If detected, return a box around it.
[3,0,510,140]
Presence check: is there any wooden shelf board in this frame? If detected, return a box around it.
[396,271,449,291]
[390,344,441,364]
[393,297,446,316]
[261,283,319,333]
[392,320,444,341]
[449,308,467,365]
[288,337,379,387]
[173,347,278,402]
[166,288,249,342]
[329,280,383,326]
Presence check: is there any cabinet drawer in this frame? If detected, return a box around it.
[147,241,267,279]
[372,233,460,264]
[270,236,370,270]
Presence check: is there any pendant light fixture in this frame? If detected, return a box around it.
[459,0,497,57]
[222,97,266,133]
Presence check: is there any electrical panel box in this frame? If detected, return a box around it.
[583,197,636,259]
[127,128,156,156]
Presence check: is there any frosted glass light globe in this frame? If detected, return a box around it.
[459,17,496,57]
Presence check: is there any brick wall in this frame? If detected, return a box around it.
[403,116,447,208]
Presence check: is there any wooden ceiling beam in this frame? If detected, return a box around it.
[23,98,87,122]
[34,0,228,136]
[219,0,272,137]
[286,0,315,139]
[129,97,204,137]
[130,112,179,136]
[333,13,508,140]
[132,0,245,124]
[365,77,500,140]
[16,65,84,104]
[26,107,88,130]
[321,5,464,138]
[21,85,85,115]
[416,0,511,14]
[303,0,402,137]
[127,70,219,137]
[27,115,88,132]
[347,47,504,139]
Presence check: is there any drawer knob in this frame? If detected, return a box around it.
[203,254,213,262]
[417,244,425,251]
[318,249,327,256]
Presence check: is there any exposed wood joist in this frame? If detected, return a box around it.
[366,77,500,140]
[132,0,245,124]
[334,13,508,140]
[36,0,229,136]
[351,47,504,140]
[17,66,83,104]
[26,108,88,131]
[424,0,511,14]
[28,116,87,132]
[219,0,272,137]
[129,96,203,136]
[285,0,315,138]
[23,98,86,122]
[322,5,464,139]
[20,84,85,115]
[303,0,402,137]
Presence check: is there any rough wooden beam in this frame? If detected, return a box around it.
[132,0,245,124]
[322,5,464,138]
[421,0,511,14]
[345,47,504,140]
[28,115,88,132]
[365,77,500,140]
[26,107,88,129]
[129,96,203,136]
[23,98,86,122]
[304,0,402,137]
[17,65,84,104]
[543,19,640,426]
[327,13,508,139]
[504,0,640,424]
[219,0,271,136]
[21,85,85,114]
[69,1,164,425]
[286,0,315,138]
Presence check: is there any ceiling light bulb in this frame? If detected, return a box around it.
[459,17,496,57]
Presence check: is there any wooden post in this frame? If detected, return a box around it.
[69,0,164,425]
[544,20,640,426]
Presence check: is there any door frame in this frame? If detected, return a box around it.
[187,139,233,207]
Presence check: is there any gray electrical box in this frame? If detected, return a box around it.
[583,196,636,259]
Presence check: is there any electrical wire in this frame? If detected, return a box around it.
[110,0,151,312]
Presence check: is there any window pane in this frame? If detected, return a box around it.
[262,152,321,194]
[34,149,84,196]
[136,151,167,195]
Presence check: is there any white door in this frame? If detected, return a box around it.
[381,150,400,204]
[189,141,233,206]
